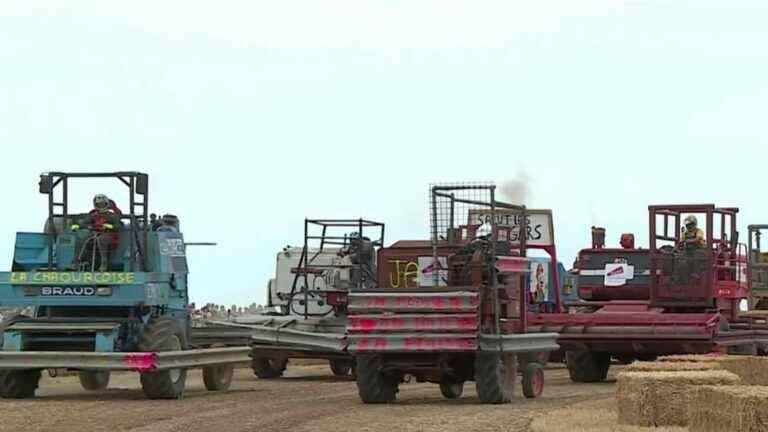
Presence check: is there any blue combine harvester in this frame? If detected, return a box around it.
[0,172,249,399]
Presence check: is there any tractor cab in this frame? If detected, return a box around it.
[13,172,160,273]
[1,172,189,312]
[648,205,747,316]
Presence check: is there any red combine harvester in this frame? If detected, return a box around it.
[346,184,559,404]
[528,204,768,382]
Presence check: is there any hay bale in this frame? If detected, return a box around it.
[624,361,718,373]
[690,385,768,432]
[616,370,741,427]
[658,355,768,385]
[658,354,732,363]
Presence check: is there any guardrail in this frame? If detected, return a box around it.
[0,347,251,372]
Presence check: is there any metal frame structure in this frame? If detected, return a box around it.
[429,184,528,336]
[38,171,149,271]
[648,204,744,309]
[748,224,768,310]
[289,218,385,318]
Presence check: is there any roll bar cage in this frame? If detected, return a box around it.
[38,171,149,271]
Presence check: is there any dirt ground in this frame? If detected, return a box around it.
[0,364,624,432]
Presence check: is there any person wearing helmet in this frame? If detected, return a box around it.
[70,194,122,271]
[679,215,705,249]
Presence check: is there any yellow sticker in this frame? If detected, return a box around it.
[11,272,137,285]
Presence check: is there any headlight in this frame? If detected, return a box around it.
[739,299,749,313]
[96,287,113,296]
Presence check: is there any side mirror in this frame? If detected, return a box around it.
[39,174,52,194]
[136,174,149,195]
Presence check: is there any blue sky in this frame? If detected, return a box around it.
[1,1,767,305]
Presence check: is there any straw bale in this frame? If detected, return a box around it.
[616,370,741,427]
[659,354,736,363]
[690,385,768,432]
[658,355,768,385]
[624,361,717,373]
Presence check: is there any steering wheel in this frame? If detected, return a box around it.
[659,245,676,254]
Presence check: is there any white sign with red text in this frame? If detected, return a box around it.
[604,263,635,286]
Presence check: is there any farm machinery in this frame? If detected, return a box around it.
[0,172,251,399]
[346,184,559,403]
[528,204,768,382]
[248,219,385,378]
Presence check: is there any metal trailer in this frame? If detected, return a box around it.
[528,205,768,383]
[346,184,559,404]
[0,172,251,399]
[248,219,385,378]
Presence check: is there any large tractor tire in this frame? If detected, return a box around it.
[565,350,611,383]
[475,352,517,404]
[355,354,398,404]
[203,365,234,391]
[0,315,40,399]
[439,380,464,399]
[138,316,188,399]
[329,359,353,377]
[251,357,288,379]
[0,370,41,399]
[79,371,110,391]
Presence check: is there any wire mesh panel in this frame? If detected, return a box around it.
[429,182,496,246]
[428,182,528,286]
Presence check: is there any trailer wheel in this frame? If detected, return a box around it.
[251,357,288,379]
[355,354,398,404]
[329,359,352,377]
[203,365,234,391]
[0,370,41,399]
[439,380,464,399]
[138,316,188,399]
[475,352,516,404]
[79,371,110,391]
[522,364,544,398]
[565,350,610,383]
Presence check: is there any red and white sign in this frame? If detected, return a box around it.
[604,263,634,286]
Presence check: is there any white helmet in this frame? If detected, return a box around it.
[93,194,110,212]
[684,215,698,228]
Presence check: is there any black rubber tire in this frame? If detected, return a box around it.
[251,357,288,379]
[0,315,39,399]
[475,352,516,404]
[439,381,464,399]
[329,359,352,377]
[202,365,234,391]
[78,371,110,391]
[355,354,398,404]
[0,370,41,399]
[728,344,758,355]
[565,350,611,383]
[522,363,544,399]
[138,316,188,399]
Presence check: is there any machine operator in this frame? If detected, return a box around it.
[70,194,122,271]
